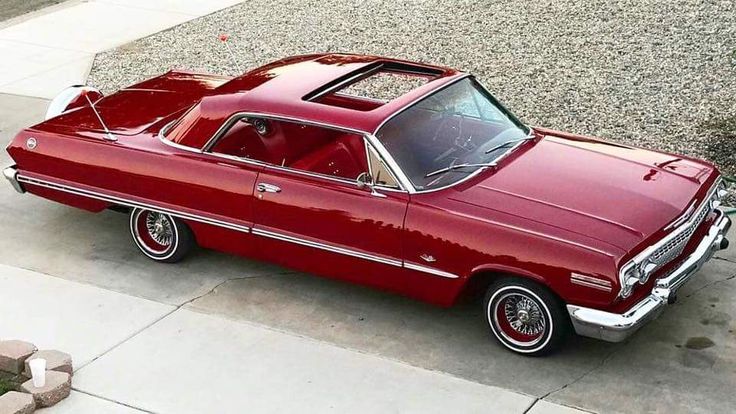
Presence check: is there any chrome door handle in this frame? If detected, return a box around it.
[257,183,281,193]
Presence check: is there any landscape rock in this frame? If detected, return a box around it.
[23,350,73,377]
[0,341,37,375]
[0,391,35,414]
[20,371,71,408]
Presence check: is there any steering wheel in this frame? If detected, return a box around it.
[431,108,465,143]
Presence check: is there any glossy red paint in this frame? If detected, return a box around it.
[5,53,721,314]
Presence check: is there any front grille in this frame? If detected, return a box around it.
[648,193,713,270]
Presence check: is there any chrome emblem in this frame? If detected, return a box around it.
[26,137,37,150]
[420,254,436,263]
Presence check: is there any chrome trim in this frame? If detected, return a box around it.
[370,74,534,195]
[45,85,100,120]
[202,112,370,153]
[15,173,464,280]
[371,74,470,136]
[195,112,410,192]
[159,121,203,154]
[664,200,697,231]
[305,63,384,101]
[617,178,723,297]
[256,183,281,193]
[3,166,25,193]
[570,273,612,292]
[569,210,731,342]
[364,137,402,190]
[419,253,436,263]
[16,174,251,233]
[404,261,459,279]
[252,227,402,267]
[370,75,471,193]
[570,279,613,292]
[365,133,414,192]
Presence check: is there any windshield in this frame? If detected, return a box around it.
[376,78,530,190]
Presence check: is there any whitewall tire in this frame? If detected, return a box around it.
[484,278,569,356]
[129,208,194,263]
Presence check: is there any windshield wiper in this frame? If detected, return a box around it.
[424,162,496,178]
[484,134,536,154]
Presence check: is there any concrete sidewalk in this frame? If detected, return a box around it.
[0,0,242,98]
[0,263,583,413]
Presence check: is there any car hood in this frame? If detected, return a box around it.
[447,131,715,252]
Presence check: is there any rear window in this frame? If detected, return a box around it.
[305,62,441,111]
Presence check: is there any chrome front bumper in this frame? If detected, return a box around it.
[567,210,732,342]
[3,166,25,194]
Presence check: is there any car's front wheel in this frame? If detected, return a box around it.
[129,208,194,262]
[484,278,569,356]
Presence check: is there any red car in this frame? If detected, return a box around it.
[4,54,731,355]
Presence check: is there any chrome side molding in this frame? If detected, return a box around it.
[8,171,462,280]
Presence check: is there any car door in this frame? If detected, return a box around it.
[248,121,410,293]
[150,118,265,257]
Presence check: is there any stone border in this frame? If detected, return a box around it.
[0,340,73,412]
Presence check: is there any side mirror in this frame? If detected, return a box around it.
[356,172,372,188]
[356,172,386,198]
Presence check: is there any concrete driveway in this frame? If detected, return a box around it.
[1,92,735,413]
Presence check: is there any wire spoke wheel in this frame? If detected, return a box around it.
[129,208,194,262]
[144,211,174,249]
[495,292,546,345]
[485,281,566,355]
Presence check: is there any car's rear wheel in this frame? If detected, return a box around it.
[129,208,194,262]
[484,278,568,356]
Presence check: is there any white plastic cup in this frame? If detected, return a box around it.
[29,358,46,388]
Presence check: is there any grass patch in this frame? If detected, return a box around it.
[0,378,15,396]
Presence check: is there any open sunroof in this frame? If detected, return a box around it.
[304,62,442,111]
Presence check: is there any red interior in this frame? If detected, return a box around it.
[210,119,368,180]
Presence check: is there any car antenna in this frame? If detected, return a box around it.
[80,89,117,142]
[218,34,243,74]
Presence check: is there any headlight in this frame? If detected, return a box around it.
[618,260,656,298]
[619,263,638,298]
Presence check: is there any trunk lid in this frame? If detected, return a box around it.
[40,71,232,136]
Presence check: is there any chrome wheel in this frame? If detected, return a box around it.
[130,208,180,260]
[487,284,556,354]
[502,294,546,338]
[145,212,174,248]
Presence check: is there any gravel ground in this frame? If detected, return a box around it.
[88,0,736,183]
[0,0,63,22]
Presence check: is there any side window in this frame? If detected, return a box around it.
[209,118,270,162]
[208,117,369,181]
[367,144,400,189]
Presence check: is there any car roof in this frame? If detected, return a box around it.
[207,53,464,134]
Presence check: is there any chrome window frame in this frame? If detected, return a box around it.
[371,74,532,195]
[159,112,411,192]
[363,137,401,190]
